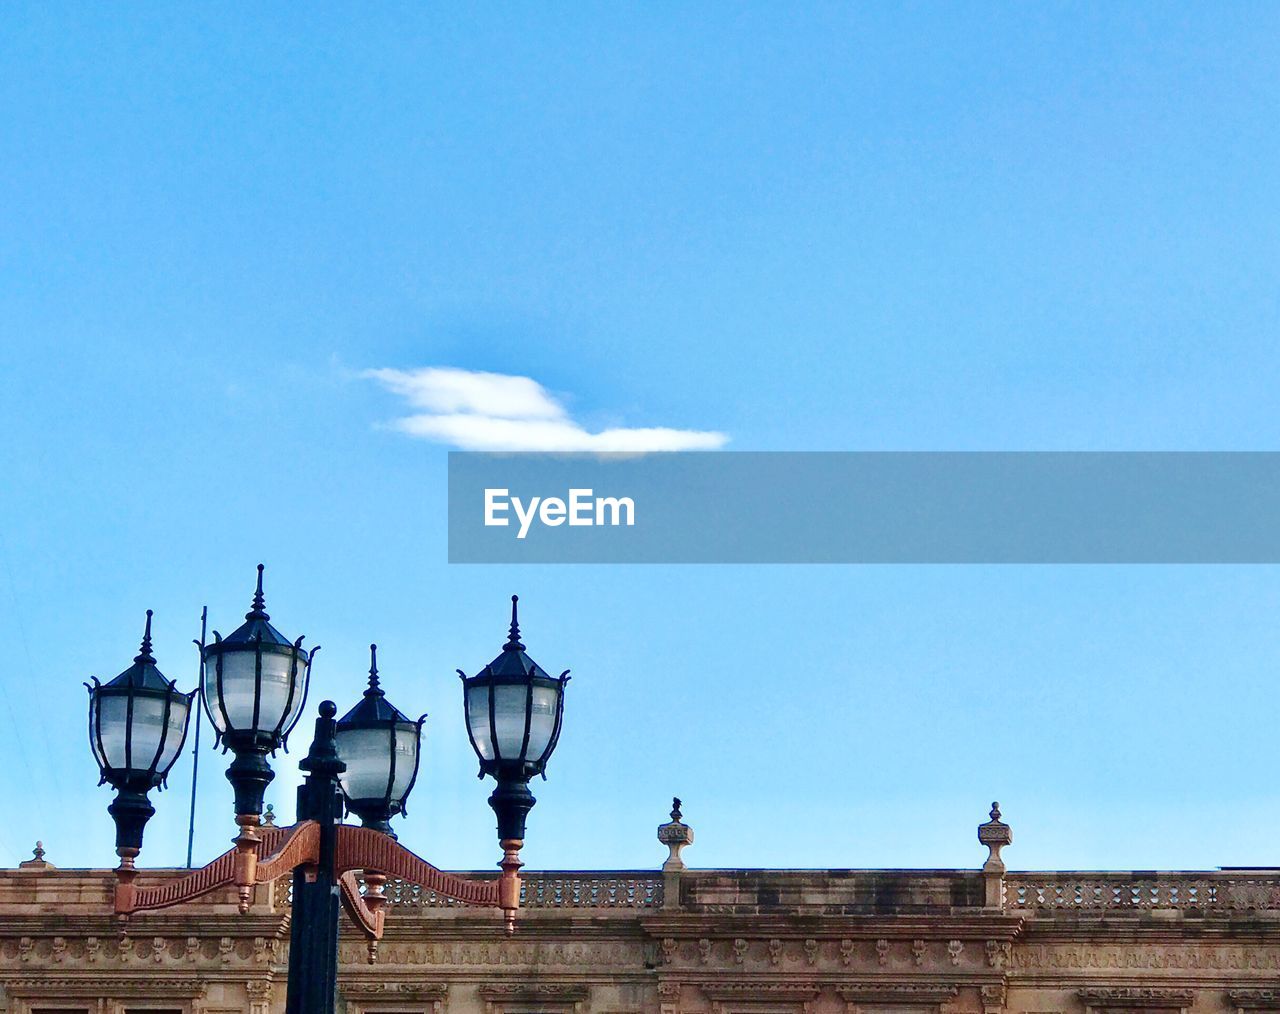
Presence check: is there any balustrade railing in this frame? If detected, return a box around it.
[1006,873,1280,912]
[349,872,664,910]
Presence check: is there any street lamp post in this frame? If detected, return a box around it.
[86,568,569,1014]
[460,595,570,917]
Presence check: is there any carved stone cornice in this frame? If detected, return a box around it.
[837,983,960,1004]
[479,983,590,1014]
[2,976,210,997]
[1230,992,1280,1010]
[700,983,821,1001]
[481,984,589,997]
[345,982,449,999]
[1079,988,1196,1006]
[1016,944,1280,972]
[344,981,448,1014]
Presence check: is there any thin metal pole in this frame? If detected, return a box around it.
[186,606,207,869]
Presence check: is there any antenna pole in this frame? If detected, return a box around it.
[186,606,207,869]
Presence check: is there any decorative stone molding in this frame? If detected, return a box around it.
[1079,988,1194,1013]
[1018,945,1280,972]
[344,981,448,1014]
[480,983,589,1014]
[337,937,645,968]
[1230,991,1280,1011]
[837,984,960,1004]
[982,983,1008,1014]
[2,975,209,1005]
[701,983,820,1014]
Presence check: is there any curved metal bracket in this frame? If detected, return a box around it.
[333,825,500,906]
[338,870,385,963]
[117,824,293,915]
[114,820,519,937]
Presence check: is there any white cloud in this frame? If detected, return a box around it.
[364,367,728,452]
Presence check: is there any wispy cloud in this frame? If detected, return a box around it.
[364,367,729,452]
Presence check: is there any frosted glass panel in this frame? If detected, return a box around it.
[155,695,190,775]
[491,684,529,759]
[97,695,129,770]
[337,727,393,801]
[128,694,169,771]
[466,685,495,761]
[523,685,558,760]
[205,648,303,735]
[389,724,422,802]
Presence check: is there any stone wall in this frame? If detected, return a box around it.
[4,861,1280,1014]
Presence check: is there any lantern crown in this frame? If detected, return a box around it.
[103,610,173,692]
[338,645,415,727]
[218,564,299,650]
[483,596,552,681]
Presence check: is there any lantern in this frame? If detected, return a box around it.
[87,610,194,855]
[201,564,316,817]
[460,596,568,842]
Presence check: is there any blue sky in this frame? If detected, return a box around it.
[2,4,1279,874]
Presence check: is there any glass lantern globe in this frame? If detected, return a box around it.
[201,564,316,818]
[461,596,569,782]
[86,610,195,854]
[201,564,313,752]
[334,645,426,837]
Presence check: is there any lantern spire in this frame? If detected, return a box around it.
[133,610,156,664]
[366,643,383,696]
[245,563,269,621]
[504,595,524,651]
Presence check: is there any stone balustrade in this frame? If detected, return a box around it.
[1006,872,1280,911]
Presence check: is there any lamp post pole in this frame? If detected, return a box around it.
[287,701,345,1014]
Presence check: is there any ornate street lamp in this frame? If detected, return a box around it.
[335,644,427,837]
[96,580,560,1014]
[460,595,569,893]
[201,564,316,819]
[86,609,195,861]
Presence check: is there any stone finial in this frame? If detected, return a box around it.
[978,801,1012,872]
[19,841,53,869]
[657,796,694,871]
[262,804,276,828]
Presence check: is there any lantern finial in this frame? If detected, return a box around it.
[134,609,156,665]
[504,595,524,651]
[367,643,382,695]
[245,563,269,621]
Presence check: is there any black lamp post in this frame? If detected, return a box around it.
[86,610,195,862]
[88,575,566,1014]
[334,645,427,837]
[460,595,570,850]
[201,564,315,819]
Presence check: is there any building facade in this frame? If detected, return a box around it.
[3,804,1279,1014]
